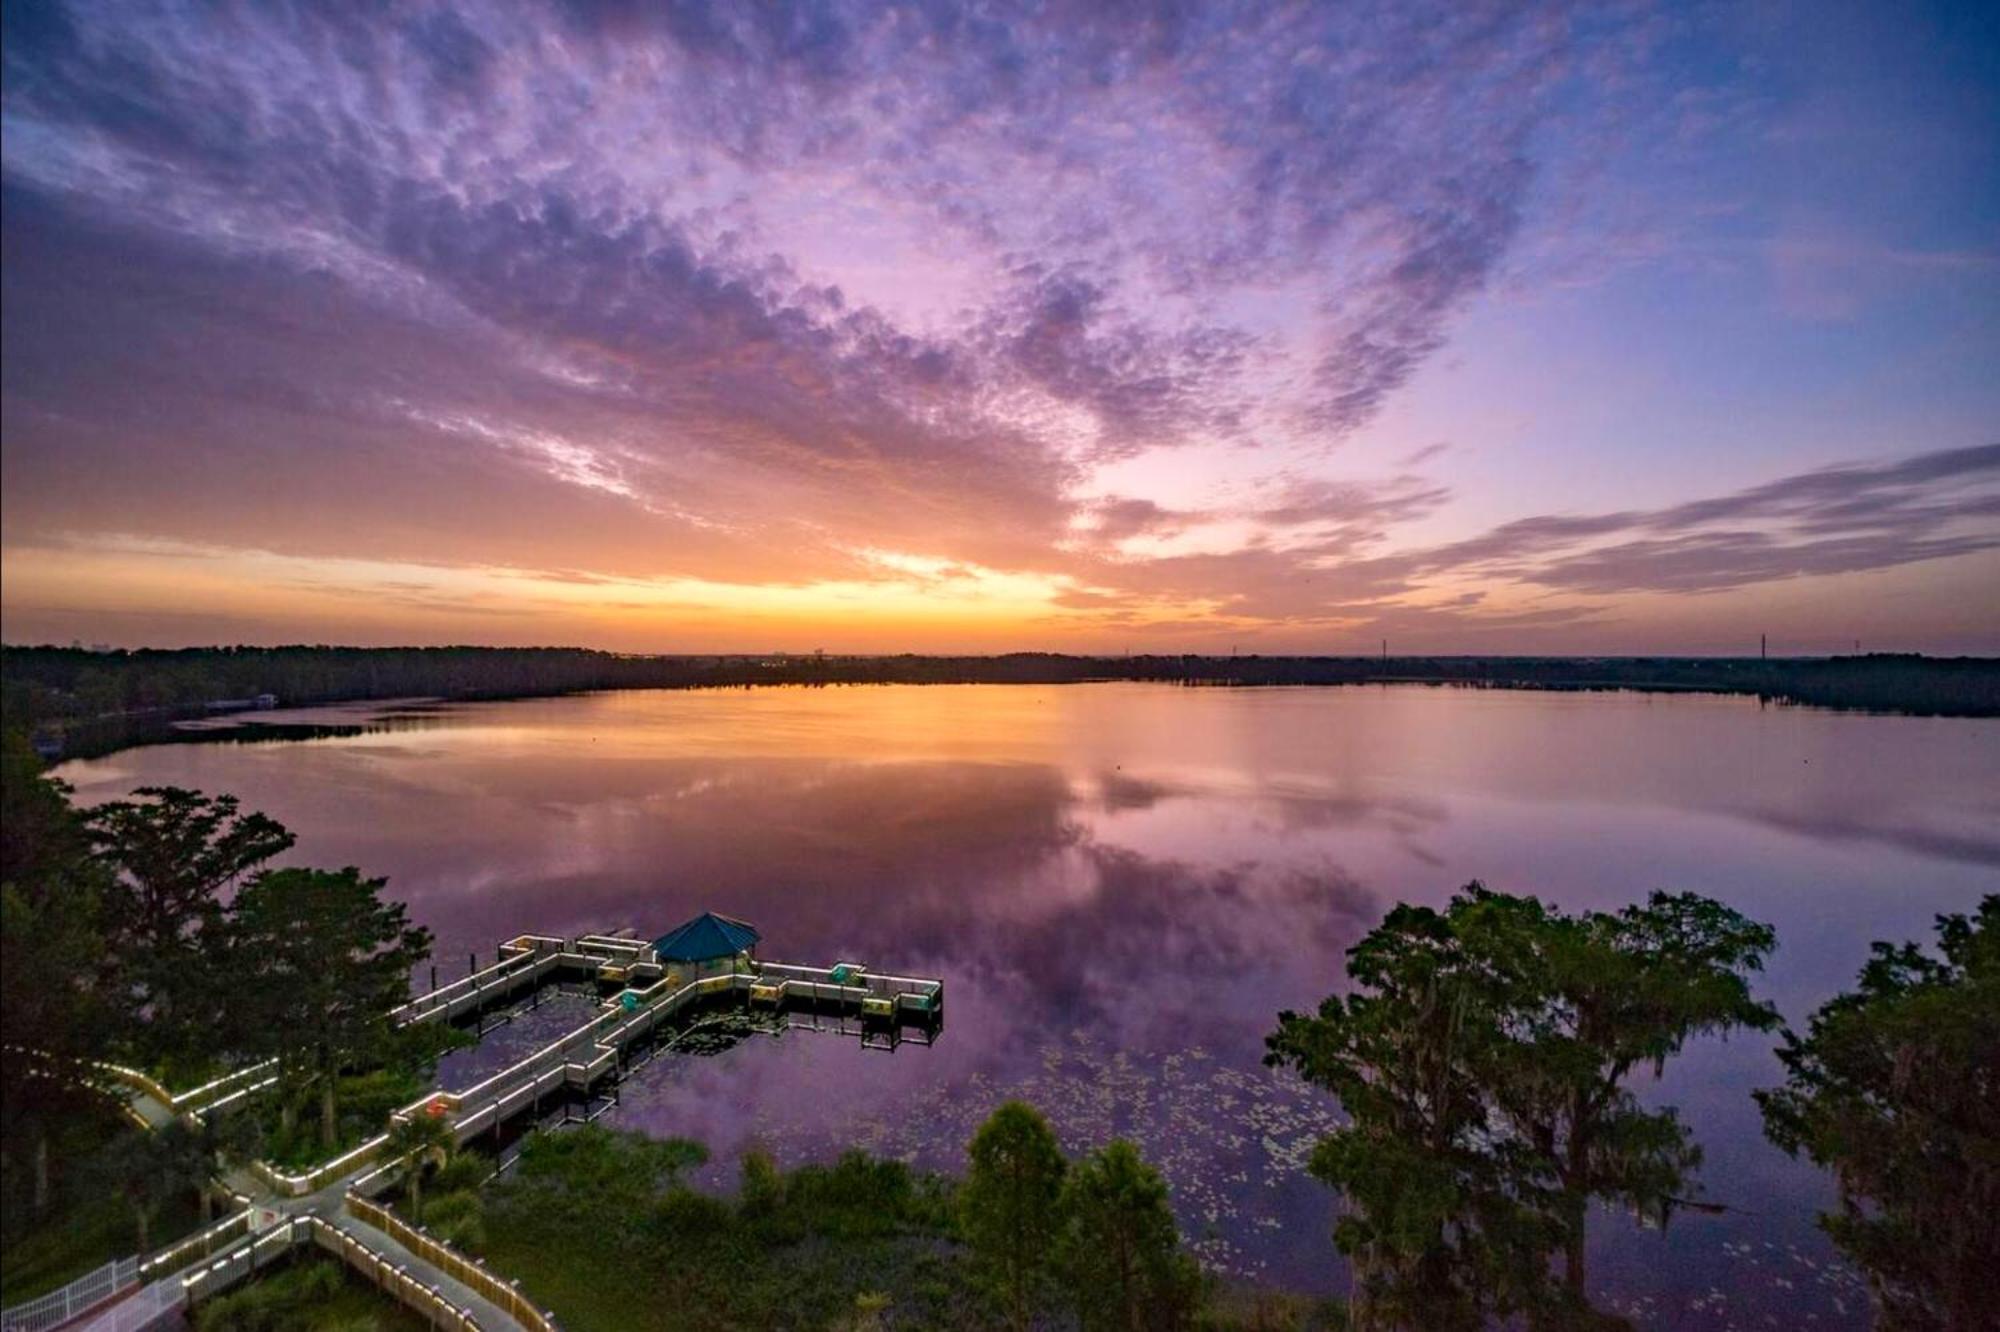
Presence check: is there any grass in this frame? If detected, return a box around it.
[401,1128,983,1330]
[191,1254,432,1331]
[369,1125,1346,1331]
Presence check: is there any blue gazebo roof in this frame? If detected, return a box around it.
[653,911,761,963]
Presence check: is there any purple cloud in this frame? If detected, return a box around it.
[2,1,1993,651]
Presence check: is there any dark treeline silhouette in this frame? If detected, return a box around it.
[5,645,1996,755]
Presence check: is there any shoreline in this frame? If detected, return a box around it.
[9,647,1997,764]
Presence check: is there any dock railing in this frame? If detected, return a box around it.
[571,933,652,960]
[389,959,941,1146]
[754,962,944,1015]
[393,947,564,1027]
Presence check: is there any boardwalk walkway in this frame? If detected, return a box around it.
[62,1169,537,1332]
[10,931,942,1332]
[326,1206,523,1330]
[36,1072,535,1332]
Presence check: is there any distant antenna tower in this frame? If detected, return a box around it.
[1381,638,1387,662]
[1761,633,1767,661]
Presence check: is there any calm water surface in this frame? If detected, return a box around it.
[59,685,2000,1327]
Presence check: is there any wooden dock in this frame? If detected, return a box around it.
[400,936,945,1148]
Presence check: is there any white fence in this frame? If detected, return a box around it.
[0,1256,139,1332]
[64,1274,184,1332]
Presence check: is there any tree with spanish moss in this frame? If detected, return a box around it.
[1756,896,1998,1331]
[1269,883,1777,1330]
[1462,889,1779,1306]
[1267,889,1555,1331]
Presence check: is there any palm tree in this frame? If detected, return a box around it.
[385,1111,456,1224]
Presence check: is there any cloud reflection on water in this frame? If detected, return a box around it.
[55,684,1997,1323]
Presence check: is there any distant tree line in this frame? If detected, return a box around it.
[5,644,1996,753]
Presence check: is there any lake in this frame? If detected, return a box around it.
[57,684,2000,1327]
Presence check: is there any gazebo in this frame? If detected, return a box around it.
[652,911,761,979]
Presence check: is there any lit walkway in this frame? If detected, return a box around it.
[325,1205,525,1330]
[66,1166,533,1332]
[63,1076,529,1331]
[26,927,943,1332]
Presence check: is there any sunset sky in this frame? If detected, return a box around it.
[3,1,1996,654]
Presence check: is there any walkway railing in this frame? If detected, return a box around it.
[93,1058,280,1117]
[345,1194,558,1331]
[68,1273,181,1332]
[0,1208,262,1330]
[306,1217,489,1331]
[166,1215,492,1330]
[246,1132,391,1198]
[136,1209,255,1283]
[0,1256,138,1332]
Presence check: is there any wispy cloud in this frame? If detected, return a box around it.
[1403,444,2000,595]
[2,1,1995,650]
